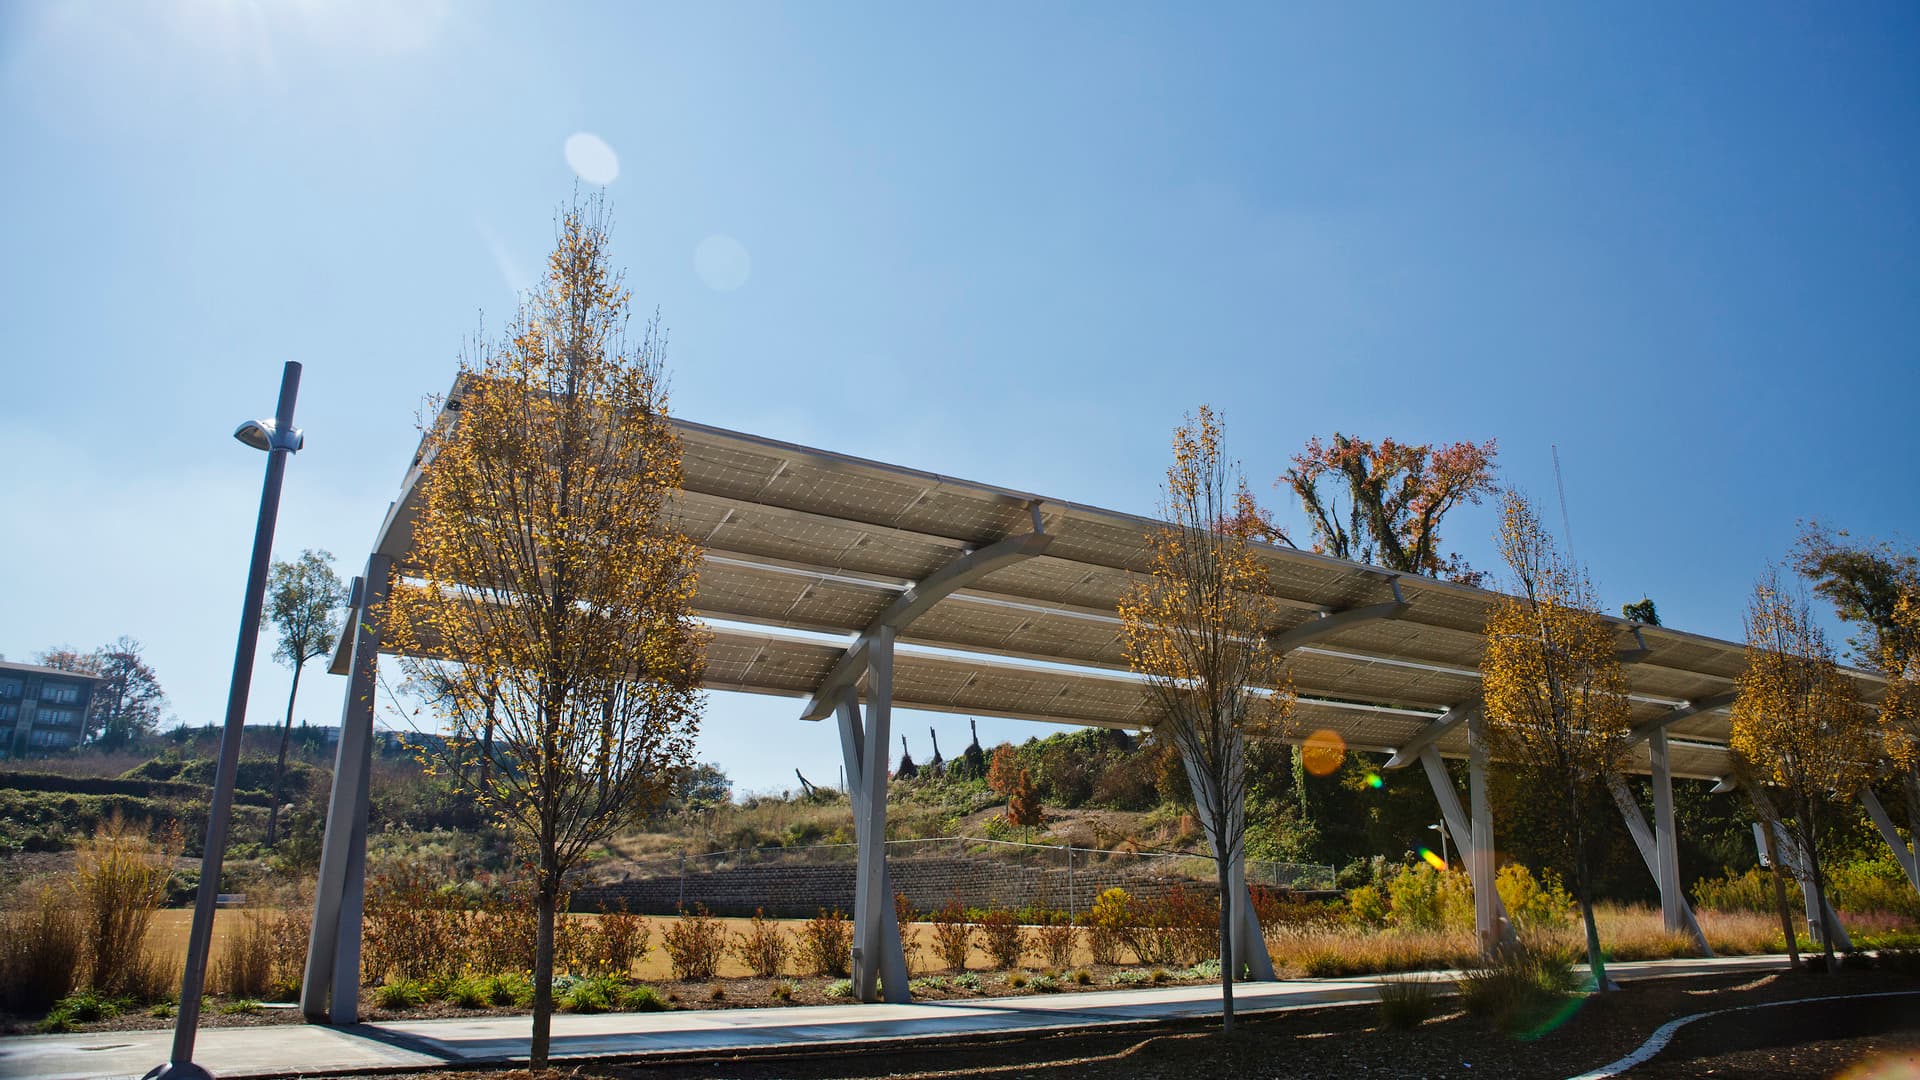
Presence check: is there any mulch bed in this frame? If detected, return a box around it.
[285,967,1920,1080]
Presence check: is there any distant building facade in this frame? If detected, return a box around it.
[0,659,104,757]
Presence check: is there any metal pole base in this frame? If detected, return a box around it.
[143,1061,217,1080]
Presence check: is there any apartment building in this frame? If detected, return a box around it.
[0,659,104,757]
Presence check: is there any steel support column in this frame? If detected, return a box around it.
[1466,711,1506,957]
[1648,730,1690,935]
[1862,788,1920,893]
[301,555,390,1023]
[834,632,909,1004]
[1606,773,1712,955]
[1418,746,1515,957]
[1176,739,1276,982]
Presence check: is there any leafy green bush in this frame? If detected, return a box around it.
[1495,864,1574,932]
[478,972,533,1007]
[952,972,981,990]
[1387,863,1474,932]
[1347,884,1389,927]
[374,979,427,1009]
[1108,968,1151,986]
[218,998,263,1016]
[1694,866,1799,914]
[559,974,624,1013]
[824,979,853,1000]
[618,983,668,1012]
[1028,974,1059,992]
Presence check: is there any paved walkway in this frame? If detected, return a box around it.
[0,954,1788,1080]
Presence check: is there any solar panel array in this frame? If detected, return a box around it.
[346,398,1884,783]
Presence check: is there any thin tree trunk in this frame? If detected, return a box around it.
[1216,851,1234,1035]
[1576,835,1608,992]
[1801,817,1838,973]
[1757,818,1801,970]
[532,881,557,1068]
[268,662,303,847]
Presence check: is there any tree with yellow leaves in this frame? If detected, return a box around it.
[1119,406,1292,1034]
[1480,490,1632,990]
[385,195,706,1067]
[1729,568,1874,972]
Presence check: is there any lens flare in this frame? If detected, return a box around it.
[1418,847,1447,871]
[1301,729,1346,777]
[1837,1053,1920,1079]
[1366,771,1384,789]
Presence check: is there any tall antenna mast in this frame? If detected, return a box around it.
[1552,444,1575,560]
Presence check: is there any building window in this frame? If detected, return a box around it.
[41,683,80,704]
[0,678,21,698]
[36,708,73,726]
[29,728,70,747]
[0,703,15,721]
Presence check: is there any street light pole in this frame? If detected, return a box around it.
[147,362,304,1080]
[1430,820,1450,867]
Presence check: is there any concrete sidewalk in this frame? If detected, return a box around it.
[0,954,1789,1080]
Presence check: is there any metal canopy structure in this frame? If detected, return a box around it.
[303,387,1889,1018]
[330,406,1883,774]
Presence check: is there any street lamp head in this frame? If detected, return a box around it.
[234,419,304,453]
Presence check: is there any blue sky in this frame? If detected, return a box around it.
[2,3,1915,797]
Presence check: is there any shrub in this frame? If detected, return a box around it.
[909,976,948,994]
[444,974,490,1008]
[795,908,853,977]
[480,971,533,1007]
[730,908,792,978]
[1496,864,1574,933]
[976,909,1029,970]
[0,883,84,1012]
[218,998,263,1016]
[559,974,623,1013]
[617,983,668,1012]
[1694,866,1800,914]
[931,900,972,972]
[374,979,426,1009]
[952,972,981,990]
[1347,884,1390,927]
[1457,947,1578,1034]
[1109,967,1150,986]
[584,903,652,976]
[1378,974,1442,1029]
[770,981,795,1002]
[824,978,853,1000]
[467,880,539,976]
[214,911,275,1000]
[662,905,728,981]
[1087,888,1130,966]
[1072,969,1092,985]
[1035,915,1077,971]
[55,988,127,1022]
[895,892,922,972]
[1160,886,1218,966]
[72,816,179,997]
[364,867,474,983]
[1387,863,1474,933]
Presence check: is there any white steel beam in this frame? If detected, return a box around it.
[1418,744,1515,957]
[802,524,1053,721]
[1606,771,1712,954]
[1176,739,1277,982]
[1862,788,1920,893]
[1265,578,1409,656]
[302,555,391,1023]
[1630,692,1738,743]
[1383,701,1480,770]
[834,647,910,1004]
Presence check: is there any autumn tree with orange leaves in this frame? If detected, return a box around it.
[385,196,706,1068]
[1729,569,1874,972]
[1480,490,1632,988]
[1120,406,1293,1035]
[1279,434,1498,585]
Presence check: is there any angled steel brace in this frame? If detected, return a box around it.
[1606,772,1712,955]
[1383,700,1480,771]
[302,555,391,1023]
[1630,691,1738,743]
[1175,738,1277,982]
[801,516,1052,721]
[1417,745,1516,956]
[1862,788,1920,893]
[835,676,910,1003]
[1265,577,1408,656]
[1746,785,1852,951]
